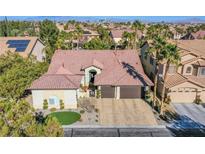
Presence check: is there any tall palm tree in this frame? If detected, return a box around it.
[122,31,135,49]
[148,36,167,107]
[160,44,180,114]
[146,24,173,40]
[131,20,145,49]
[74,25,83,49]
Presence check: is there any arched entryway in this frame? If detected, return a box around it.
[89,69,97,97]
[89,69,97,84]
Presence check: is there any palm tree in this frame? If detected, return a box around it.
[146,24,173,40]
[122,31,136,49]
[148,36,167,107]
[74,25,83,49]
[160,44,180,114]
[131,20,145,49]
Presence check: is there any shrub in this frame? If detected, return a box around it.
[80,110,85,114]
[43,99,48,110]
[145,90,151,100]
[60,99,64,110]
[95,108,99,113]
[50,107,57,112]
[165,96,171,104]
[194,95,202,104]
[82,85,88,92]
[96,89,101,98]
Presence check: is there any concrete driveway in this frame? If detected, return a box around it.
[95,99,158,126]
[171,103,205,128]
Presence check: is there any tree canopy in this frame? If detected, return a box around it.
[0,52,48,101]
[40,20,59,62]
[0,99,63,137]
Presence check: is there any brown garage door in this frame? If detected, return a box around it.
[120,86,144,98]
[101,86,115,98]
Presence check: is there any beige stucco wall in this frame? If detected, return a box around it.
[200,91,205,102]
[181,54,196,63]
[31,40,45,62]
[116,86,120,99]
[140,44,155,78]
[32,89,78,109]
[113,38,122,44]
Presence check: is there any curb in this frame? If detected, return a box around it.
[63,125,166,129]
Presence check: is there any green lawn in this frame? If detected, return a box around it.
[48,111,81,125]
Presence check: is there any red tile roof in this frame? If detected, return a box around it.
[110,29,143,38]
[81,59,104,70]
[191,30,205,39]
[165,73,205,88]
[30,50,153,89]
[30,74,82,90]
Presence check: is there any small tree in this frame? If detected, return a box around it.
[96,89,101,98]
[0,99,63,137]
[60,99,64,110]
[145,89,151,100]
[194,95,202,104]
[164,96,171,104]
[43,99,48,110]
[43,116,64,137]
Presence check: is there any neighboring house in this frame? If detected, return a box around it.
[141,40,205,103]
[181,30,205,40]
[169,26,186,40]
[30,50,153,109]
[72,30,100,49]
[0,37,45,61]
[110,29,143,46]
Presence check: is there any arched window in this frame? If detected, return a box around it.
[49,96,59,105]
[186,66,192,74]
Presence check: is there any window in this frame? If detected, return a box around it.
[150,57,154,65]
[199,67,205,76]
[186,66,192,74]
[144,53,147,60]
[168,65,176,74]
[49,96,59,105]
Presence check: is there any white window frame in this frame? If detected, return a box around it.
[199,67,205,76]
[49,96,59,105]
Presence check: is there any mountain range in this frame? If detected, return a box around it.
[0,16,205,23]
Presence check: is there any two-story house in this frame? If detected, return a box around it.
[141,40,205,103]
[181,30,205,40]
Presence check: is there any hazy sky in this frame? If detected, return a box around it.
[0,16,205,22]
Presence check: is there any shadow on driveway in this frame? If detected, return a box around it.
[166,103,205,137]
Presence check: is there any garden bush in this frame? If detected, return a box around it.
[50,107,57,112]
[96,89,101,98]
[194,95,202,104]
[43,99,48,110]
[60,99,64,110]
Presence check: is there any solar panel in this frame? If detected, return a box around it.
[6,40,30,52]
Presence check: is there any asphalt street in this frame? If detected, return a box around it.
[64,127,172,137]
